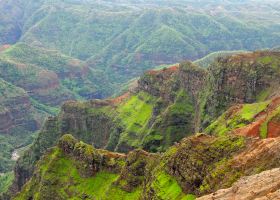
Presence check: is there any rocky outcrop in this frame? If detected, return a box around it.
[0,79,39,134]
[9,51,280,196]
[203,51,280,127]
[197,168,280,200]
[58,134,126,176]
[115,149,158,192]
[60,100,117,149]
[166,134,247,195]
[14,134,280,200]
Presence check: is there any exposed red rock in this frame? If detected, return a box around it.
[109,92,130,105]
[234,96,280,138]
[268,121,280,137]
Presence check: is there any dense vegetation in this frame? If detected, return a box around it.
[0,0,280,198]
[7,51,280,199]
[1,0,280,97]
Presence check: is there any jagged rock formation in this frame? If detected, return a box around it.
[13,134,280,200]
[10,62,207,193]
[8,51,280,197]
[197,168,280,200]
[202,51,280,127]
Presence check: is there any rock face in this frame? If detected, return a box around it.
[0,79,40,134]
[11,62,208,193]
[202,51,280,127]
[206,95,280,139]
[197,168,280,200]
[9,51,280,196]
[13,134,280,200]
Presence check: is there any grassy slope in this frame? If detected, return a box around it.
[15,142,141,200]
[14,135,197,200]
[205,101,270,136]
[115,92,156,148]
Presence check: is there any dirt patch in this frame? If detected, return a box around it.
[268,121,280,137]
[109,92,130,105]
[235,120,263,137]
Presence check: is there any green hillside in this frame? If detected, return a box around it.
[1,0,280,97]
[0,0,280,198]
[9,51,280,198]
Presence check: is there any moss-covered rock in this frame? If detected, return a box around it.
[14,133,280,200]
[202,51,280,127]
[11,51,280,196]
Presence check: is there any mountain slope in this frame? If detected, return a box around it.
[198,168,280,200]
[10,62,206,193]
[0,0,279,176]
[8,50,280,196]
[0,42,108,174]
[202,51,280,127]
[1,0,280,97]
[13,132,280,199]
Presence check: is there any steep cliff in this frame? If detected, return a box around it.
[202,51,280,127]
[14,133,280,199]
[0,78,43,173]
[197,168,280,200]
[10,62,208,193]
[206,96,280,138]
[9,51,280,197]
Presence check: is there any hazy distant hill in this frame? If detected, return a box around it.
[0,0,280,97]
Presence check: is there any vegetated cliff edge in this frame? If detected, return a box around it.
[8,50,280,198]
[13,133,280,199]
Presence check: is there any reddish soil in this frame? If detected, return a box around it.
[105,151,126,159]
[268,121,280,138]
[109,92,130,105]
[235,120,263,137]
[234,96,280,138]
[0,44,11,52]
[147,65,179,75]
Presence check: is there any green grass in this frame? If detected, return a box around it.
[30,98,59,115]
[153,172,184,198]
[256,89,271,102]
[240,102,269,121]
[150,171,195,200]
[258,55,280,70]
[117,93,153,132]
[260,106,280,138]
[16,147,140,199]
[116,92,155,147]
[206,101,270,136]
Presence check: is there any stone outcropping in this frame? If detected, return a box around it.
[13,134,280,200]
[203,51,280,127]
[9,51,280,196]
[197,168,280,200]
